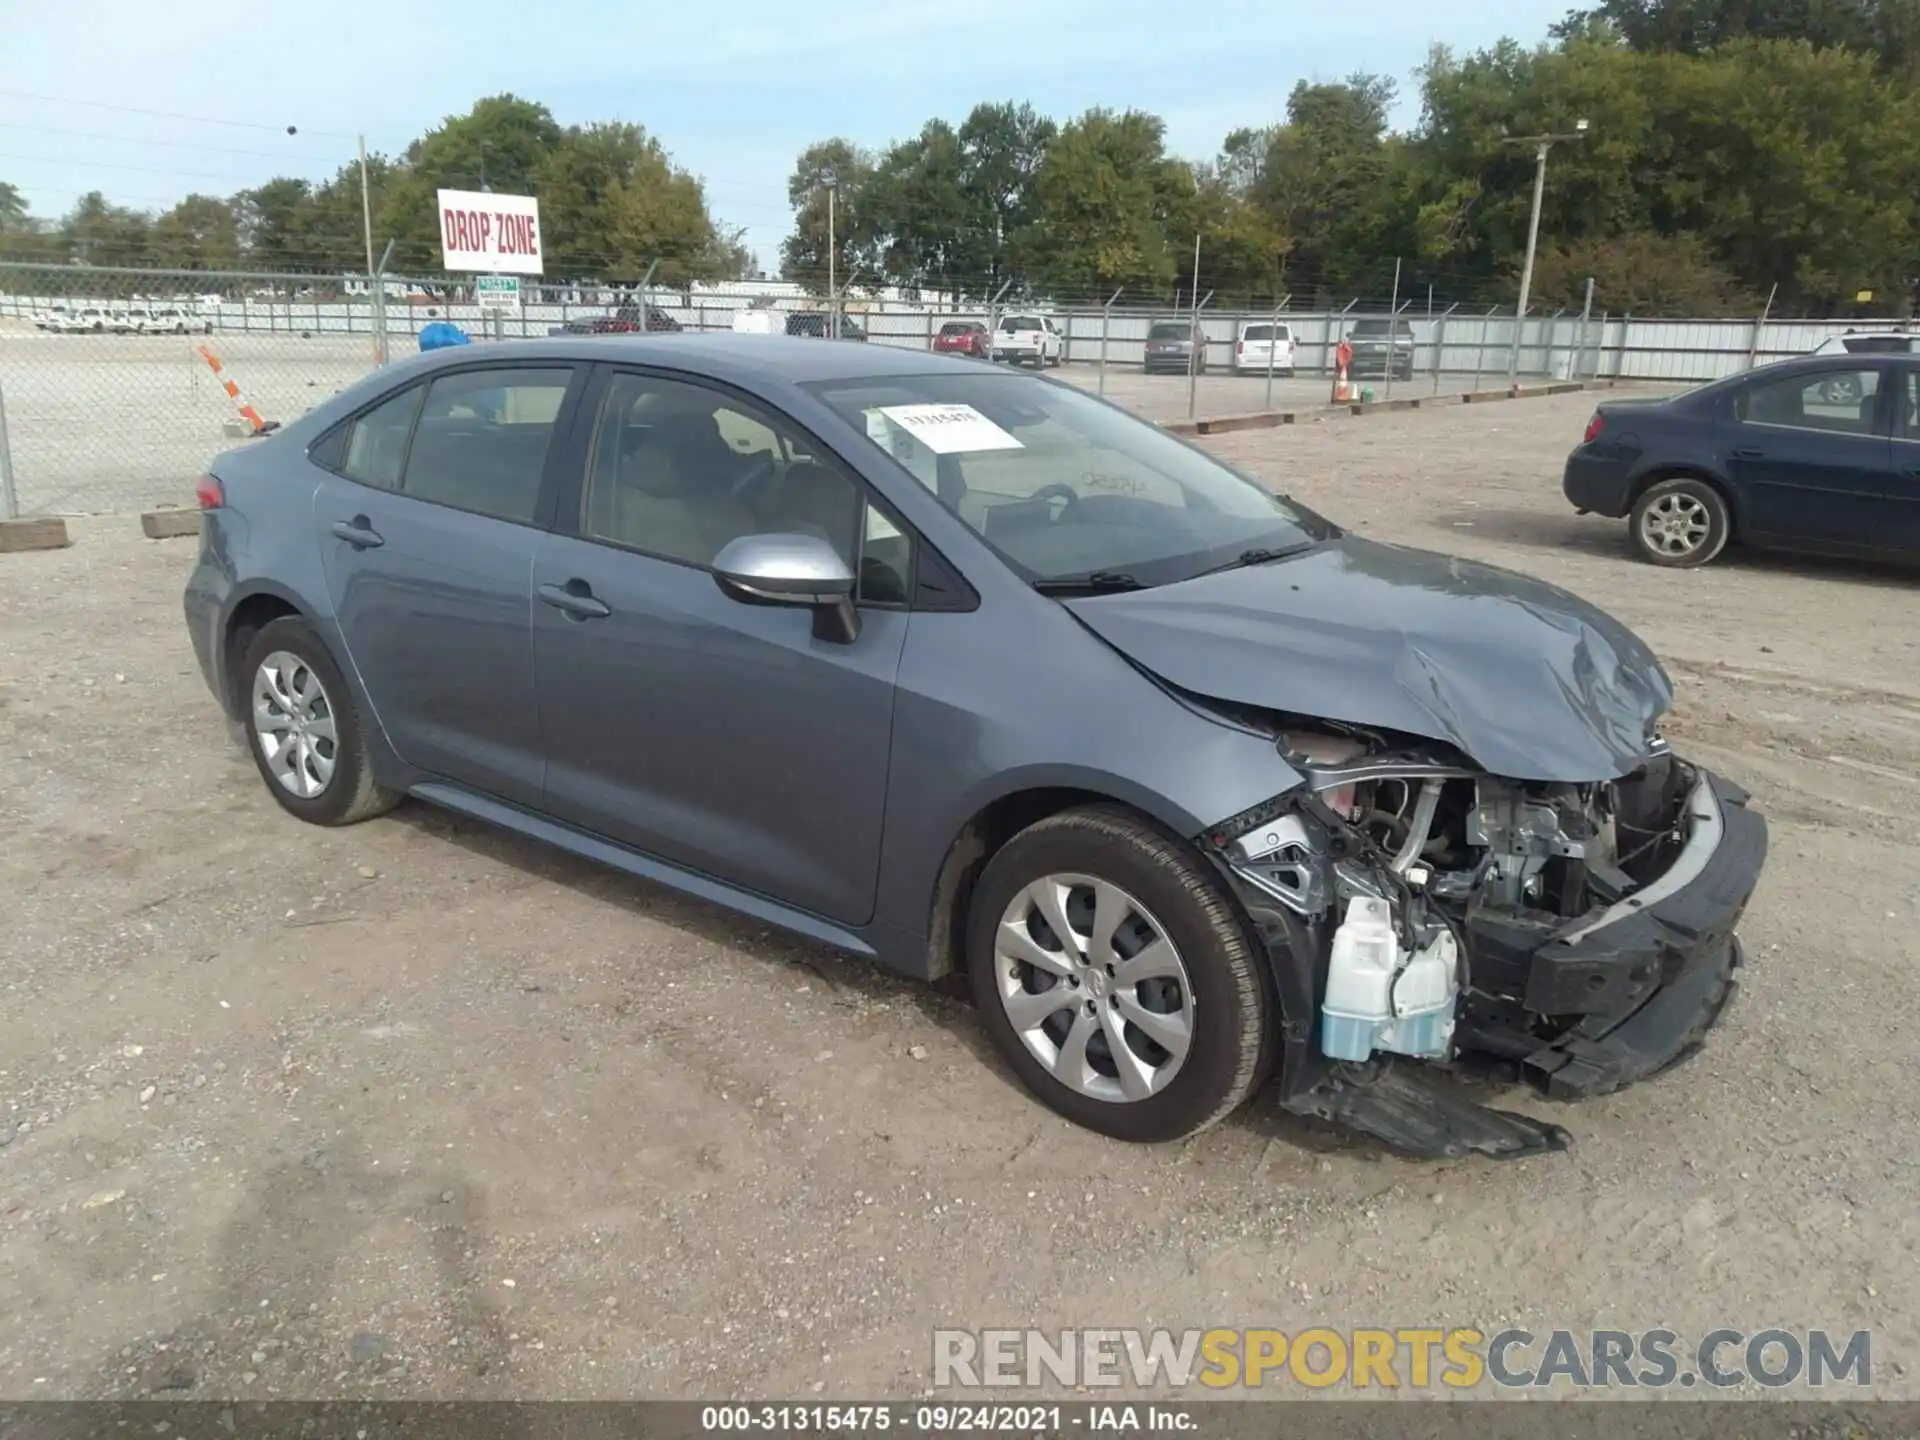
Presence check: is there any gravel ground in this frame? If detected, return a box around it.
[0,391,1915,1404]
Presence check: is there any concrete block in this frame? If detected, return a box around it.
[141,508,202,540]
[221,419,253,439]
[0,517,72,553]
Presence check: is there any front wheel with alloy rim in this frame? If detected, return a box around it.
[1630,477,1731,568]
[239,616,399,826]
[967,805,1275,1142]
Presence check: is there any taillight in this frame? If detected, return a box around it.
[195,474,225,509]
[1583,413,1605,444]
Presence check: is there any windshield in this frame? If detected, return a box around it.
[939,322,975,336]
[1351,319,1410,337]
[803,371,1332,587]
[1147,322,1188,339]
[1004,317,1041,332]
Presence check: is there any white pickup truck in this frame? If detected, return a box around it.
[991,313,1066,368]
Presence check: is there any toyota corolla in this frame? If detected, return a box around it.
[184,335,1767,1158]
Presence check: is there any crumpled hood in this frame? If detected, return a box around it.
[1065,536,1673,782]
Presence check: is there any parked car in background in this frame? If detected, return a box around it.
[551,304,682,336]
[731,309,784,336]
[142,306,213,334]
[1233,320,1295,376]
[182,333,1766,1158]
[1563,352,1920,568]
[992,313,1064,367]
[1810,330,1919,357]
[786,312,868,342]
[113,308,152,334]
[933,319,990,358]
[1345,318,1416,380]
[1142,320,1206,375]
[56,307,110,333]
[34,304,70,330]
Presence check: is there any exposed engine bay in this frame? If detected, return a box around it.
[1205,726,1765,1158]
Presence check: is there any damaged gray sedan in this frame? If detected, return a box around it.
[184,336,1765,1158]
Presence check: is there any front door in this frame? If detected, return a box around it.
[313,363,580,808]
[1725,364,1894,547]
[530,368,914,926]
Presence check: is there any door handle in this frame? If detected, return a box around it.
[537,580,612,620]
[330,517,384,549]
[1730,447,1765,460]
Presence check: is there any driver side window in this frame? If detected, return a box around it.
[581,373,911,603]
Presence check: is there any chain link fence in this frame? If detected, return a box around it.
[1,260,1908,517]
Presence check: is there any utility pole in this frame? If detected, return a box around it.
[827,184,837,337]
[1504,119,1588,381]
[356,134,375,278]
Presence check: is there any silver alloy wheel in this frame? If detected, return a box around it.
[251,650,338,799]
[994,873,1195,1103]
[1639,492,1712,558]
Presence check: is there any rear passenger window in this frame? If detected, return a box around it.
[337,384,424,490]
[401,368,573,524]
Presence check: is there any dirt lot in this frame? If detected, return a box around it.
[1,390,1916,1402]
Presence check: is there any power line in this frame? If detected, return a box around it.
[0,121,344,164]
[0,89,359,142]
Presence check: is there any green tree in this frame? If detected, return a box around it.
[375,94,564,271]
[539,122,733,282]
[779,139,879,293]
[233,178,315,270]
[151,194,241,270]
[956,101,1057,293]
[59,191,152,267]
[1016,108,1188,299]
[0,182,26,232]
[1554,0,1920,73]
[865,120,974,295]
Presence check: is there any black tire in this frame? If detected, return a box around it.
[967,805,1276,1143]
[1629,476,1731,568]
[238,616,400,826]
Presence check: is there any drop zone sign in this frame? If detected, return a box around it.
[437,189,544,275]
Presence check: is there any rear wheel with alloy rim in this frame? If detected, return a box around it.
[1630,477,1730,568]
[968,806,1275,1141]
[240,616,399,826]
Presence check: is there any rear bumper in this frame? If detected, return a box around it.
[1562,451,1636,516]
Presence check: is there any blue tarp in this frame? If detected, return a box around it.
[418,321,471,352]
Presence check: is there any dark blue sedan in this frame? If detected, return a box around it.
[1563,353,1920,567]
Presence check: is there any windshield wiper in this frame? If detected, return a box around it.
[1031,570,1147,594]
[1194,543,1314,578]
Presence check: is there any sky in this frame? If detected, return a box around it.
[0,0,1573,271]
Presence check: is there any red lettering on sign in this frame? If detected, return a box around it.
[525,215,538,255]
[477,211,493,252]
[455,211,472,252]
[441,208,457,249]
[497,214,514,253]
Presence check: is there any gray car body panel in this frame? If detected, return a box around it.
[186,334,1667,986]
[1062,535,1674,783]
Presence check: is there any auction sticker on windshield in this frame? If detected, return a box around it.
[877,404,1025,454]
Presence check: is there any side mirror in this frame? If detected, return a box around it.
[712,533,860,643]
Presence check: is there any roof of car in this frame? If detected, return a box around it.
[378,332,979,386]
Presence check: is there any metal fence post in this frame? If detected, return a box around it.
[1383,258,1403,403]
[1432,304,1456,394]
[1745,283,1778,372]
[1097,288,1121,396]
[0,380,17,521]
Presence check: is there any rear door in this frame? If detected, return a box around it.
[311,362,584,807]
[1724,364,1895,548]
